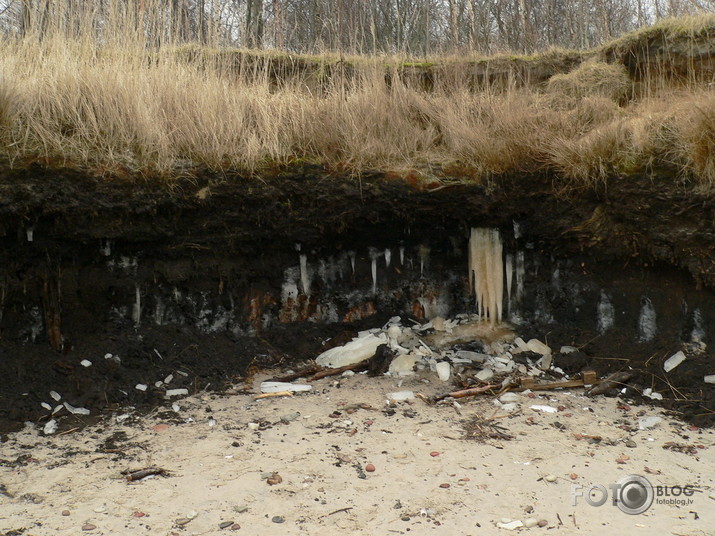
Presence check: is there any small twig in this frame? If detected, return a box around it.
[319,507,353,518]
[644,352,660,367]
[657,372,690,401]
[432,383,498,402]
[57,427,79,436]
[308,362,367,381]
[124,467,170,482]
[576,334,601,350]
[271,365,322,382]
[254,391,294,399]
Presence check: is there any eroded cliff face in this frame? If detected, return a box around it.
[0,165,714,431]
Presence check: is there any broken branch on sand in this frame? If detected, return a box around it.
[124,467,170,481]
[254,391,294,399]
[431,384,499,402]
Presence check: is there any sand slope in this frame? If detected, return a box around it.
[1,372,713,536]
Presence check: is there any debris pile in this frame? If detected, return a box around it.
[311,314,602,400]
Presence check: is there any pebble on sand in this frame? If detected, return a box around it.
[81,524,97,531]
[439,483,450,489]
[266,473,283,485]
[365,463,376,472]
[272,516,285,523]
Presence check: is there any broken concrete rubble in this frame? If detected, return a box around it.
[435,361,451,381]
[388,354,422,376]
[310,315,628,403]
[663,350,686,373]
[315,333,387,368]
[525,339,551,356]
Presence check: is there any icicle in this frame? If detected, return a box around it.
[419,245,430,276]
[513,220,522,239]
[281,267,299,303]
[399,246,405,265]
[385,249,391,268]
[154,296,165,325]
[515,251,525,303]
[505,253,513,313]
[299,254,310,296]
[369,248,380,295]
[100,240,112,257]
[637,297,657,342]
[493,233,503,322]
[348,251,356,275]
[371,258,377,294]
[132,285,141,326]
[692,308,705,343]
[468,228,504,323]
[597,290,614,333]
[26,227,34,242]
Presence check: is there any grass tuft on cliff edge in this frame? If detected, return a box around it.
[0,13,713,189]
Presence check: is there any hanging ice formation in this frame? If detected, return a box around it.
[132,285,142,326]
[692,308,705,343]
[371,257,377,294]
[468,228,504,323]
[637,297,657,342]
[419,245,430,276]
[515,251,525,303]
[369,248,379,295]
[505,253,513,314]
[597,290,615,333]
[299,254,310,296]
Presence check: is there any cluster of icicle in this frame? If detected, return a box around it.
[468,228,504,323]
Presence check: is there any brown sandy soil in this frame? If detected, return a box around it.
[1,371,713,536]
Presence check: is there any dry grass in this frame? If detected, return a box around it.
[673,93,715,185]
[547,61,631,101]
[0,14,713,189]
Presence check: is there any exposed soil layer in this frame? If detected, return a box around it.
[1,164,714,434]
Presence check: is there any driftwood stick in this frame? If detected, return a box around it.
[433,384,498,402]
[319,507,354,518]
[125,467,169,482]
[586,372,632,396]
[270,365,323,382]
[308,362,368,381]
[254,391,294,399]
